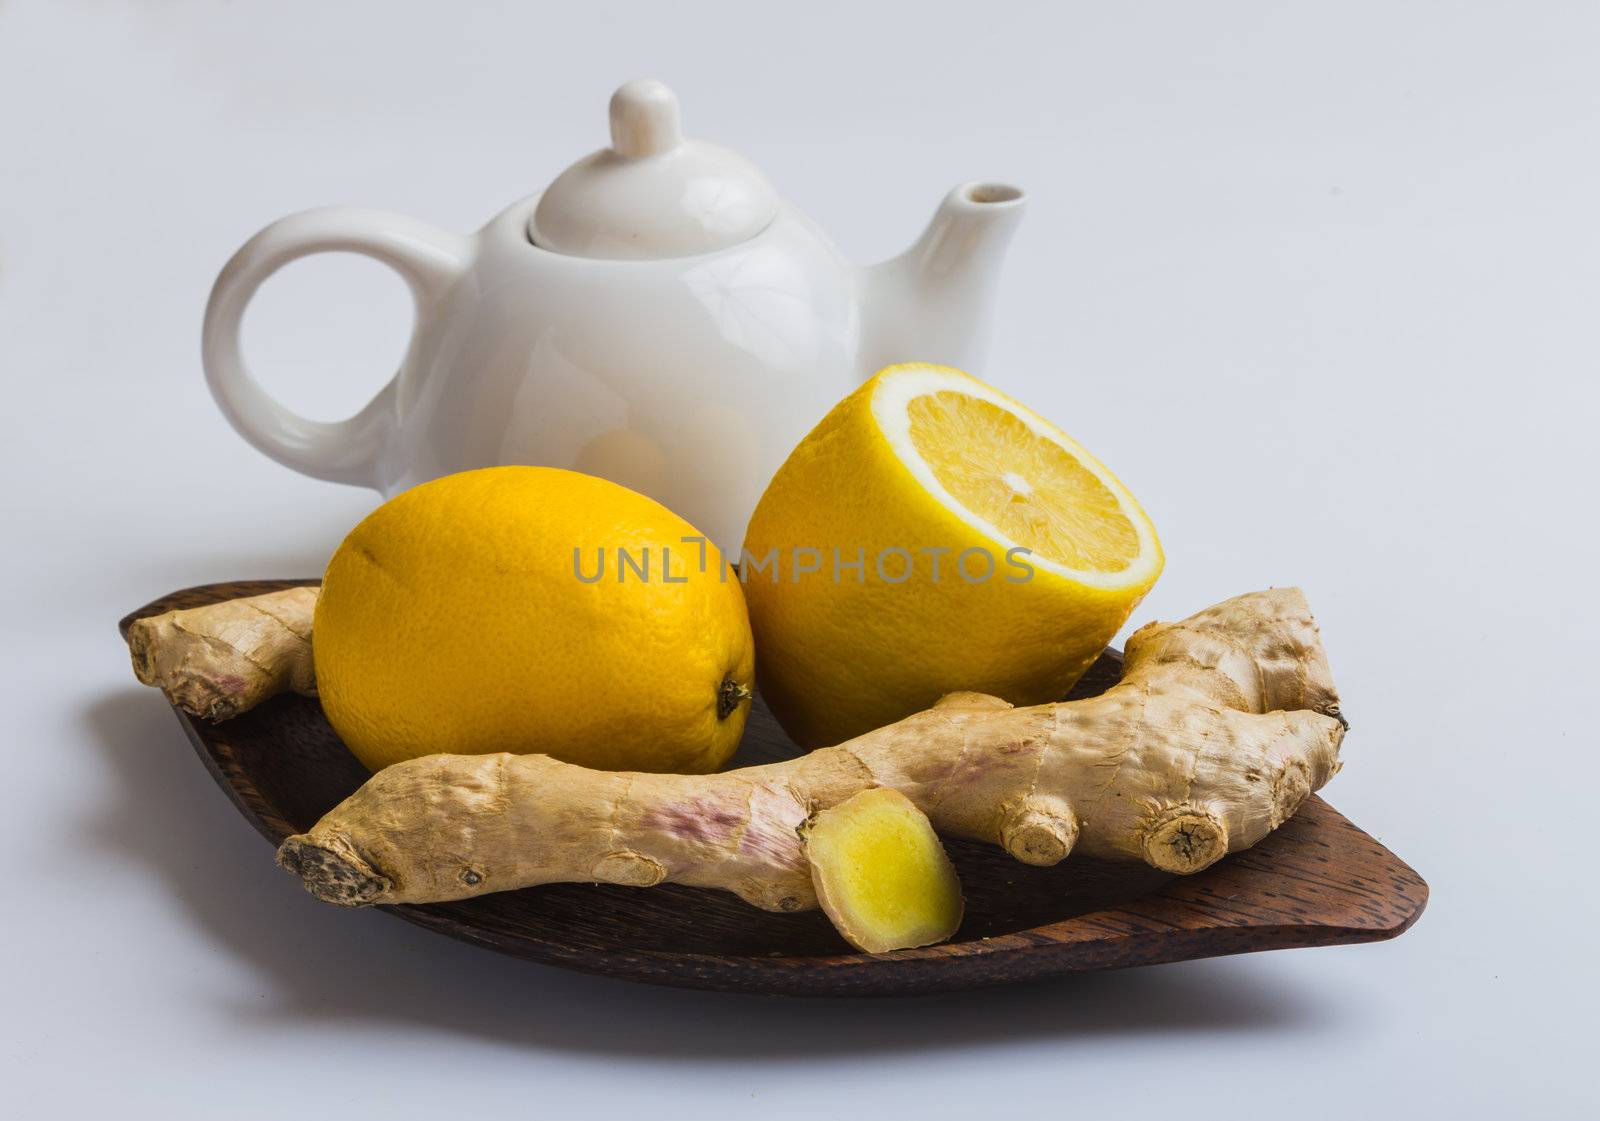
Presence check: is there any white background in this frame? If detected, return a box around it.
[3,1,1597,1117]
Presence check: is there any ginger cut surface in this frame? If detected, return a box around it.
[274,588,1346,912]
[805,788,964,952]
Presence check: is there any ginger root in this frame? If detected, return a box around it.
[804,788,964,953]
[127,586,317,720]
[274,588,1346,912]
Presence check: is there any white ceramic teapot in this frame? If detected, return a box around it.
[203,80,1025,548]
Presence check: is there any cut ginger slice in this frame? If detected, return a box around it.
[804,787,965,953]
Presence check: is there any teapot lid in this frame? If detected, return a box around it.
[529,80,780,260]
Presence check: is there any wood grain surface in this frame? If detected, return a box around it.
[120,580,1427,996]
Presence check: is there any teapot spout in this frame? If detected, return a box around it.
[862,182,1026,374]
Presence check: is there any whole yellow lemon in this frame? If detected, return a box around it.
[315,466,754,773]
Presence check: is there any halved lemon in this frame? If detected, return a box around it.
[742,363,1162,747]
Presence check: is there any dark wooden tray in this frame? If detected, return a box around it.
[121,580,1426,996]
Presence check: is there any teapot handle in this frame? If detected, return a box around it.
[202,206,470,488]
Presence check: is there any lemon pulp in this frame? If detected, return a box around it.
[905,391,1141,573]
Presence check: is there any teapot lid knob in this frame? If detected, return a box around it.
[609,79,683,158]
[529,79,780,260]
